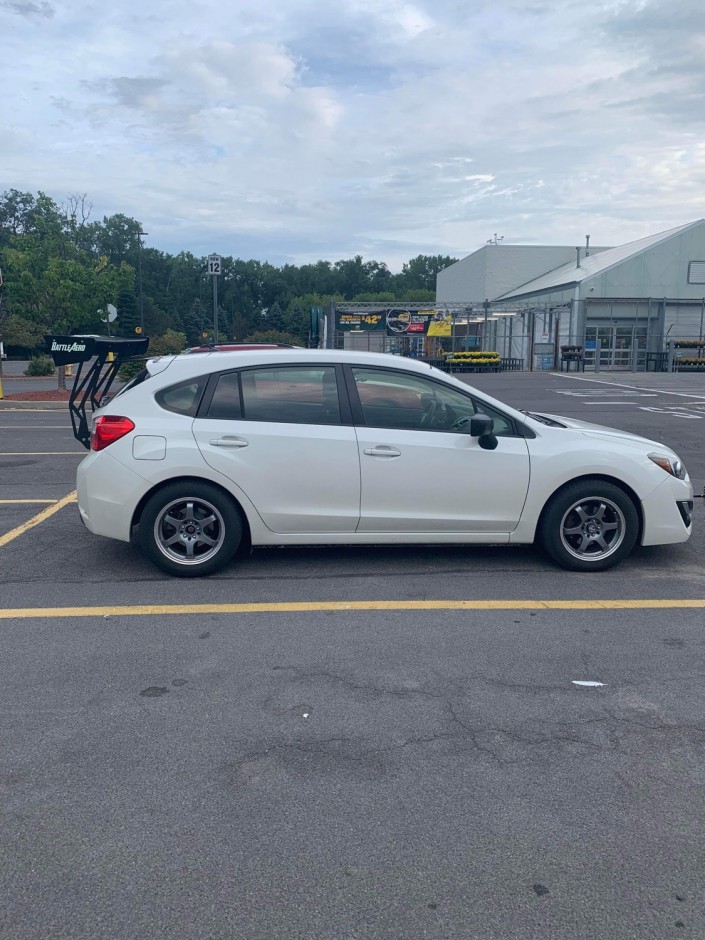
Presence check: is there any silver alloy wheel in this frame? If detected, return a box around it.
[153,496,226,566]
[559,496,627,562]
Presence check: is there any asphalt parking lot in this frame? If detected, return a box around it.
[1,370,704,939]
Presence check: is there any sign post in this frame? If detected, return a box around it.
[208,254,221,343]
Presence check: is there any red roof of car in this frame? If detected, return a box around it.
[184,343,296,353]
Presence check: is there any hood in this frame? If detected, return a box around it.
[527,412,675,454]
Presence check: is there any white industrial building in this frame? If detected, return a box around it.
[436,220,705,370]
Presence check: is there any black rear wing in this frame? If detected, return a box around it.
[46,334,150,449]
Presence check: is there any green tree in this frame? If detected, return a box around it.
[0,190,38,248]
[116,289,139,335]
[242,329,302,346]
[263,300,286,332]
[334,255,393,299]
[399,255,457,292]
[1,188,462,371]
[1,193,134,386]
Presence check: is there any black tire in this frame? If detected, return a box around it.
[539,479,639,572]
[138,481,243,577]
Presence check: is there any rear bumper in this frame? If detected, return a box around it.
[77,451,150,543]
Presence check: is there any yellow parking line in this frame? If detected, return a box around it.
[0,499,59,504]
[0,598,704,620]
[0,491,77,549]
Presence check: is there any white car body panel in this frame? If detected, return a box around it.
[354,426,530,533]
[193,418,360,533]
[509,426,691,545]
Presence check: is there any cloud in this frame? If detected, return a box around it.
[0,0,53,17]
[108,77,169,110]
[2,0,704,269]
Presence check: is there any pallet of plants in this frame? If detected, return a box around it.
[675,357,705,371]
[670,339,705,370]
[445,350,502,372]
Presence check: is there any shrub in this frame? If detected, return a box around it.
[24,356,56,376]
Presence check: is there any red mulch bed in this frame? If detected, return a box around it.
[3,390,72,401]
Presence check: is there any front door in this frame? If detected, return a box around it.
[347,366,531,533]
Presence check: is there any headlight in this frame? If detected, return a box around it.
[648,453,687,480]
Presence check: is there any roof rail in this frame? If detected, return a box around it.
[45,334,150,449]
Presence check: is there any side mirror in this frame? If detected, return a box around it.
[470,413,498,450]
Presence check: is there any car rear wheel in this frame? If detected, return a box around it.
[539,480,639,572]
[139,482,242,577]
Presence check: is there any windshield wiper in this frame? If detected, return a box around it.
[520,410,566,428]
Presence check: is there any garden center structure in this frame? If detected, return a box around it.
[435,220,705,371]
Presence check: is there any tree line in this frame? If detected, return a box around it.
[0,189,457,353]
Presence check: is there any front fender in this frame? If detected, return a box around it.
[509,436,674,544]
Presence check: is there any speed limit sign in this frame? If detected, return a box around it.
[207,254,221,275]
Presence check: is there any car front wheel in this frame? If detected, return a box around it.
[539,480,639,572]
[139,482,243,577]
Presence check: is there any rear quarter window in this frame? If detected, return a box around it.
[155,376,208,416]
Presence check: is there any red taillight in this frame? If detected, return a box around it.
[91,415,135,451]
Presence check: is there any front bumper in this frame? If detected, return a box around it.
[640,475,694,547]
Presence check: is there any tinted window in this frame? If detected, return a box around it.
[155,376,207,416]
[351,368,514,435]
[206,372,242,420]
[240,367,341,425]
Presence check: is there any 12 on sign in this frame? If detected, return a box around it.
[208,255,221,275]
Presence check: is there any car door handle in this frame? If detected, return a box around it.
[209,437,249,448]
[363,446,401,458]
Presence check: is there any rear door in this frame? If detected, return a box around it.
[192,364,360,534]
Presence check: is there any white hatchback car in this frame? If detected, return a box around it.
[76,349,693,576]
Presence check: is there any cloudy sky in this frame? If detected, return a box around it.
[2,0,704,268]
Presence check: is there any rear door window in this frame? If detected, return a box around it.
[204,366,343,425]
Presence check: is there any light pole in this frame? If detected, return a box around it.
[138,231,148,331]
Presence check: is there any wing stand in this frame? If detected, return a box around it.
[46,334,150,449]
